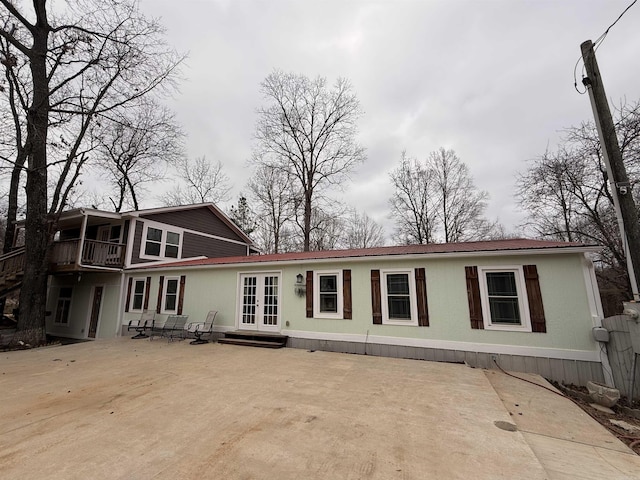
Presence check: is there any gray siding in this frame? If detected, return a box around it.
[141,207,246,242]
[287,338,604,387]
[182,232,247,258]
[130,221,152,265]
[131,220,247,264]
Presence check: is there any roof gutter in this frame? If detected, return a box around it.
[124,245,603,274]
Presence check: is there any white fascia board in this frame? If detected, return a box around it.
[281,329,600,362]
[124,246,602,274]
[81,209,123,220]
[121,202,213,217]
[126,256,208,270]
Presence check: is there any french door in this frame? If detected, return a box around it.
[238,273,280,332]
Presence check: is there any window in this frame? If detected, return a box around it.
[477,267,531,331]
[165,232,180,258]
[54,287,73,325]
[141,223,182,260]
[130,278,146,312]
[380,270,418,325]
[313,271,343,319]
[144,227,162,256]
[162,277,180,314]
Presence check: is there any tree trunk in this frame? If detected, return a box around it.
[14,8,50,347]
[303,190,312,251]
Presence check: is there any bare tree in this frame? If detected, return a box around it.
[161,156,231,206]
[390,149,496,244]
[0,0,182,345]
[306,206,345,251]
[342,209,385,248]
[389,151,439,244]
[516,100,640,305]
[248,164,297,253]
[253,71,365,251]
[95,100,184,212]
[430,148,490,242]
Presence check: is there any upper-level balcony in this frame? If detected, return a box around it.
[50,238,126,271]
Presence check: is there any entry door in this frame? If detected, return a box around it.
[238,273,280,332]
[88,286,103,338]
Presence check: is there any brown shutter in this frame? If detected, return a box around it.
[125,277,133,312]
[465,266,484,329]
[306,271,313,318]
[343,269,352,319]
[523,265,546,333]
[143,276,151,310]
[415,268,429,327]
[177,275,186,315]
[156,276,164,314]
[371,269,382,324]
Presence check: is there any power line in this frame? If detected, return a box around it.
[573,0,638,94]
[594,0,638,51]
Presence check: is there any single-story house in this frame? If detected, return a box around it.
[116,239,611,387]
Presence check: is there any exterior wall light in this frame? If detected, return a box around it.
[295,273,306,297]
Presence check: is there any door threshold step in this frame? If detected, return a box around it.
[218,338,286,349]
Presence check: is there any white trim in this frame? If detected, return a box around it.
[127,256,207,269]
[161,276,180,314]
[178,225,253,247]
[313,270,343,319]
[581,254,615,386]
[121,202,254,246]
[139,221,184,261]
[53,286,74,326]
[128,277,147,313]
[85,284,105,338]
[380,269,418,326]
[477,266,532,332]
[125,246,602,274]
[582,254,604,322]
[236,271,282,332]
[281,330,601,362]
[125,219,136,268]
[116,272,126,337]
[77,212,88,266]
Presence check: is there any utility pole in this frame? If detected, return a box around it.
[581,39,640,301]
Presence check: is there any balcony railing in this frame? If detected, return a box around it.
[51,239,125,269]
[0,247,26,293]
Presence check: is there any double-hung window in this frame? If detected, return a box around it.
[313,271,343,319]
[380,270,418,325]
[141,223,182,260]
[144,227,162,256]
[54,287,73,325]
[162,277,180,314]
[129,278,146,312]
[165,232,180,258]
[478,267,531,331]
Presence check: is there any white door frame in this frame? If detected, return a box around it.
[85,284,105,338]
[236,271,282,332]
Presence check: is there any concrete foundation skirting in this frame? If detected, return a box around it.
[287,337,604,387]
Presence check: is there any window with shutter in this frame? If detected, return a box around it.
[466,265,545,333]
[370,268,427,326]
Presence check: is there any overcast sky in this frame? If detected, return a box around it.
[137,0,640,239]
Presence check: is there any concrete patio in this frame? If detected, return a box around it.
[0,338,638,479]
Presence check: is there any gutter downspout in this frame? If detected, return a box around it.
[583,254,615,387]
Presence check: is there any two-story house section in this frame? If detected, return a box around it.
[3,203,256,340]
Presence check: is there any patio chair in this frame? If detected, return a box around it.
[150,314,189,342]
[127,311,155,339]
[187,311,218,345]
